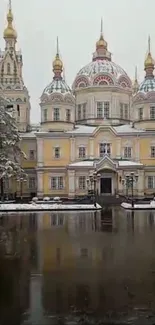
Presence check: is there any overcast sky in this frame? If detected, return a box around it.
[0,0,155,122]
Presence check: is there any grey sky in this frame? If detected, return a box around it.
[0,0,155,122]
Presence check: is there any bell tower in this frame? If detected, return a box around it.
[0,1,31,132]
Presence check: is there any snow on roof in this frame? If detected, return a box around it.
[118,160,143,167]
[69,161,94,167]
[114,124,144,134]
[20,132,36,138]
[67,125,96,134]
[69,159,143,168]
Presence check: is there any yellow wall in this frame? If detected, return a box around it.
[139,137,155,166]
[43,138,70,167]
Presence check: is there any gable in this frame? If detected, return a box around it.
[96,155,118,172]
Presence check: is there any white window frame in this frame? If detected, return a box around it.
[51,176,64,190]
[147,176,155,189]
[78,146,86,159]
[138,107,143,120]
[66,109,71,122]
[29,177,36,190]
[43,108,47,121]
[99,143,111,157]
[97,101,103,118]
[78,176,86,190]
[150,107,155,120]
[54,147,60,159]
[151,146,155,158]
[104,101,110,119]
[53,108,60,121]
[124,146,132,158]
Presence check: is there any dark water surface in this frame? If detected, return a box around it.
[1,208,155,324]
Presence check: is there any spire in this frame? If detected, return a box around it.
[52,37,63,79]
[133,66,139,94]
[93,18,111,61]
[144,35,154,78]
[3,0,17,41]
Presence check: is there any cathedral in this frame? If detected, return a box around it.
[1,2,155,199]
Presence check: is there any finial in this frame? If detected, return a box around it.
[133,66,139,93]
[148,35,151,53]
[135,66,138,81]
[56,36,59,56]
[9,0,12,11]
[53,37,63,79]
[100,17,103,36]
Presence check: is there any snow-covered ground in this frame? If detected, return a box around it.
[0,203,102,212]
[121,201,155,210]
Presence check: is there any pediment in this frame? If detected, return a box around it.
[96,155,118,172]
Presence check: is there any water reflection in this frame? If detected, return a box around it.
[1,209,155,323]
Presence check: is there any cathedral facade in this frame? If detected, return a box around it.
[1,3,155,198]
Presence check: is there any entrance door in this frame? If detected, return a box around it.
[100,177,112,194]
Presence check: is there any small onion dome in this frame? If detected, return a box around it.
[53,53,63,71]
[144,52,154,69]
[96,34,107,50]
[3,8,17,39]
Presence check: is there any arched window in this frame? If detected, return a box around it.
[7,63,11,74]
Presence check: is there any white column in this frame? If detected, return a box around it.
[68,170,75,198]
[137,170,144,196]
[116,138,121,158]
[135,136,140,161]
[37,138,43,167]
[89,137,94,158]
[37,171,43,197]
[70,137,75,162]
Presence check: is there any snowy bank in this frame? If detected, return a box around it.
[0,203,102,212]
[121,201,155,210]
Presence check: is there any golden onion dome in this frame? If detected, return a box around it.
[96,35,107,49]
[3,8,17,39]
[144,52,154,68]
[53,54,63,70]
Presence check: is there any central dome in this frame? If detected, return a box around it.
[73,27,132,90]
[74,59,131,88]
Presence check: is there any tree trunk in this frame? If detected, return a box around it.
[0,178,4,201]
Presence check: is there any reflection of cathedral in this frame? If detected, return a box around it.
[1,3,155,198]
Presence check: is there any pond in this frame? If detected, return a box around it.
[0,208,155,324]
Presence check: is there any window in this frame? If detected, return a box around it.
[120,103,123,119]
[66,109,71,122]
[83,103,86,119]
[148,176,155,189]
[43,109,47,121]
[77,104,81,120]
[151,146,155,158]
[104,101,110,118]
[120,103,129,119]
[51,176,63,190]
[54,147,60,158]
[138,107,143,120]
[53,108,60,121]
[29,150,35,160]
[79,146,86,158]
[99,143,111,157]
[124,146,132,158]
[78,176,86,190]
[17,104,20,117]
[150,107,155,119]
[124,104,128,119]
[97,102,103,118]
[29,177,35,190]
[7,63,10,74]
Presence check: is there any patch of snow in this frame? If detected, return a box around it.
[121,201,155,210]
[114,124,144,134]
[0,203,102,211]
[69,161,94,167]
[20,132,36,138]
[119,160,143,167]
[67,125,96,134]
